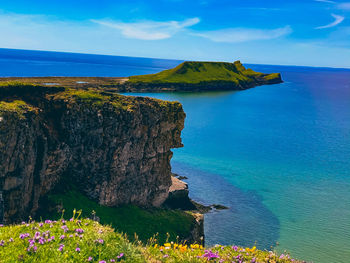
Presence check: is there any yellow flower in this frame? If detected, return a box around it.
[164,243,171,248]
[154,244,158,248]
[190,244,200,249]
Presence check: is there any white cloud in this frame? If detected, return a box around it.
[316,14,345,29]
[338,2,350,10]
[91,18,200,40]
[315,0,336,4]
[192,26,292,43]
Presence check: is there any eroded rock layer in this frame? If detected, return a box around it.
[0,85,185,223]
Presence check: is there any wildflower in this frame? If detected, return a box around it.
[0,224,3,227]
[0,240,4,246]
[164,243,171,248]
[19,233,30,239]
[202,250,220,260]
[96,239,104,244]
[87,257,93,262]
[99,261,106,263]
[45,220,52,224]
[154,244,158,248]
[58,244,65,252]
[75,228,84,234]
[76,247,81,252]
[117,253,124,259]
[163,254,169,258]
[191,244,200,249]
[60,235,65,240]
[110,259,116,262]
[38,223,43,227]
[69,235,74,238]
[232,245,238,251]
[9,238,14,242]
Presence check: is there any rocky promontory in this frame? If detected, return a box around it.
[0,83,185,224]
[125,60,282,92]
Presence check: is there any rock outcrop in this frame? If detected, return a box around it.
[0,84,185,223]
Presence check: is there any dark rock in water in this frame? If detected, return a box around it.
[212,204,229,210]
[0,84,185,223]
[163,177,197,210]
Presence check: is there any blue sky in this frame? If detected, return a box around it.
[1,0,350,67]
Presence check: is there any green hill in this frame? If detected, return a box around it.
[127,61,282,91]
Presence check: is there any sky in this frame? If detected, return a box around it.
[0,0,350,68]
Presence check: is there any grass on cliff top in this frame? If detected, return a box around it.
[128,61,275,85]
[39,190,195,245]
[0,215,302,263]
[0,100,37,118]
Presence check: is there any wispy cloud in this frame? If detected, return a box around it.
[338,2,350,10]
[315,0,336,4]
[91,18,200,40]
[316,13,345,29]
[192,26,292,43]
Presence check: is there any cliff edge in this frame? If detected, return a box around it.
[0,83,185,223]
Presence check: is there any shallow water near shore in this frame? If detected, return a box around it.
[1,49,350,263]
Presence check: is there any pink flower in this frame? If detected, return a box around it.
[76,247,81,252]
[88,257,93,262]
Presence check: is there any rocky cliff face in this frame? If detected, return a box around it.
[0,85,185,223]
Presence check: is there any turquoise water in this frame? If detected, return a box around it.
[1,48,349,263]
[126,66,350,263]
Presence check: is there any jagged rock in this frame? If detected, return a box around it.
[163,176,196,210]
[0,85,185,223]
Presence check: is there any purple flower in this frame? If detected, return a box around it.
[202,250,220,260]
[75,228,84,234]
[45,220,52,224]
[61,225,69,232]
[88,257,93,262]
[232,245,238,251]
[39,223,43,227]
[110,259,116,262]
[96,239,104,244]
[99,261,106,263]
[58,244,65,252]
[0,224,3,227]
[60,235,65,240]
[9,238,14,242]
[163,254,169,258]
[117,253,124,259]
[19,233,30,239]
[0,240,5,246]
[76,247,81,252]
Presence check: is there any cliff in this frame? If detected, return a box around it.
[126,60,282,92]
[0,83,185,223]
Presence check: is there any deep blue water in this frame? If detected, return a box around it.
[1,48,349,263]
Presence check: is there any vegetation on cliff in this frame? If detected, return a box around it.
[39,189,196,244]
[0,213,302,263]
[128,61,282,90]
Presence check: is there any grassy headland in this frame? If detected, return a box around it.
[0,215,302,262]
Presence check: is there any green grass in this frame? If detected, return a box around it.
[0,100,37,118]
[128,61,279,85]
[40,190,195,244]
[0,215,302,262]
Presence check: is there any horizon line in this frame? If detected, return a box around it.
[0,47,349,71]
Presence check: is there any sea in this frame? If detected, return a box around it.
[1,48,349,263]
